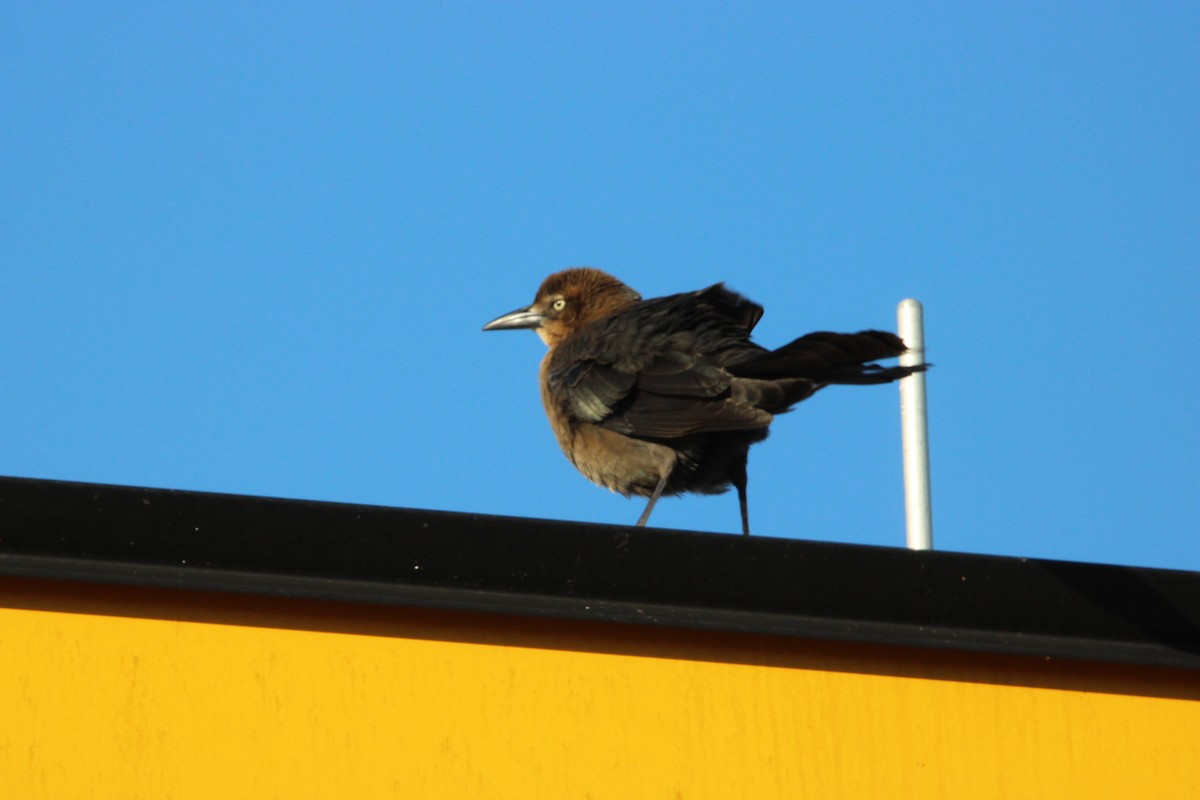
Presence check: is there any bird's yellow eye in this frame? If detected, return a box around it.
[552,298,567,312]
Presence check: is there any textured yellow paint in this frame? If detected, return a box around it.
[1,599,1197,799]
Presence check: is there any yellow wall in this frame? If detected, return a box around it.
[2,578,1197,799]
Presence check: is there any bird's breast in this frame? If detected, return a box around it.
[536,357,666,496]
[560,422,676,498]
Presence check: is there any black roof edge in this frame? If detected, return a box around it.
[2,475,1198,669]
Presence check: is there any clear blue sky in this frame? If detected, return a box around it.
[2,3,1196,570]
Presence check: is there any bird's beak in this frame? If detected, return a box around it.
[482,305,545,331]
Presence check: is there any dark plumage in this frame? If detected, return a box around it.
[484,267,924,535]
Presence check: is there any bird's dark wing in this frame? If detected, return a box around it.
[551,349,773,438]
[547,286,771,438]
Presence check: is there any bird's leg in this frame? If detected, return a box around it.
[737,483,749,536]
[635,448,677,528]
[636,473,669,527]
[731,457,750,536]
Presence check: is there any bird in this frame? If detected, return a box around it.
[483,267,925,535]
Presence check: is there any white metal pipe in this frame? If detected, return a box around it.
[897,299,933,550]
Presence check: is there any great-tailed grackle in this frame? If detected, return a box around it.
[484,268,925,535]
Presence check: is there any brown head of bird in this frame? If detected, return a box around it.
[481,267,642,347]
